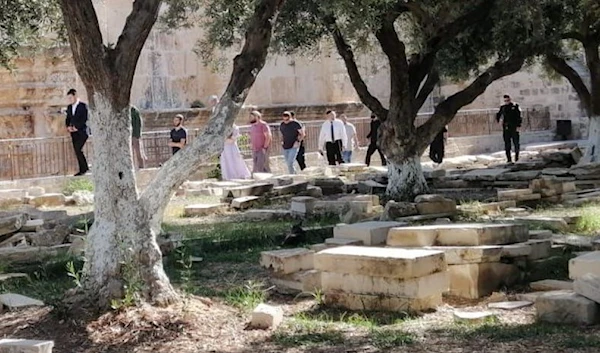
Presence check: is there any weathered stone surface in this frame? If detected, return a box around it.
[0,189,26,200]
[574,274,600,304]
[0,244,70,264]
[309,243,329,252]
[314,246,446,280]
[30,194,66,208]
[333,221,406,245]
[312,177,345,195]
[529,230,553,240]
[448,262,519,299]
[20,219,43,232]
[414,194,446,203]
[380,201,418,221]
[504,207,528,215]
[339,194,380,206]
[68,235,85,255]
[26,187,45,197]
[231,196,260,210]
[570,251,600,280]
[72,190,94,206]
[514,216,569,232]
[0,273,27,282]
[357,180,387,194]
[0,214,26,237]
[463,169,509,181]
[225,183,273,198]
[314,201,373,215]
[321,271,448,298]
[27,222,70,247]
[0,293,44,309]
[553,233,593,249]
[488,301,533,310]
[526,239,552,260]
[535,291,598,325]
[184,203,228,217]
[497,189,532,201]
[272,182,309,196]
[459,201,517,214]
[323,292,442,312]
[501,243,531,258]
[416,200,457,215]
[250,304,283,330]
[303,185,323,198]
[260,248,314,275]
[387,223,529,247]
[0,339,54,353]
[497,171,541,181]
[290,197,316,215]
[453,311,497,324]
[271,269,322,294]
[324,238,362,246]
[422,245,502,265]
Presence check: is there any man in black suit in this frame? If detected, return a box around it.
[365,114,387,166]
[65,89,89,176]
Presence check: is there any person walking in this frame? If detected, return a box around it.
[365,114,387,166]
[65,89,89,176]
[280,111,304,174]
[131,105,146,169]
[249,110,272,173]
[220,124,251,180]
[429,125,448,165]
[292,111,307,170]
[168,114,187,155]
[340,114,359,163]
[318,110,347,166]
[496,94,522,163]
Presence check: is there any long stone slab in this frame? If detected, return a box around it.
[530,279,573,291]
[535,290,599,325]
[421,245,502,265]
[225,183,273,198]
[569,251,600,280]
[0,339,54,353]
[321,271,448,298]
[314,246,446,280]
[323,292,442,312]
[0,293,44,309]
[0,244,70,264]
[333,221,406,245]
[183,203,228,217]
[271,269,322,294]
[260,248,314,275]
[574,274,600,305]
[387,223,529,247]
[448,262,519,299]
[463,169,509,182]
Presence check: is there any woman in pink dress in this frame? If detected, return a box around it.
[220,125,251,180]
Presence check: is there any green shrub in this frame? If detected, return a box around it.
[63,178,94,196]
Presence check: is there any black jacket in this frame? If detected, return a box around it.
[496,103,522,128]
[366,119,381,145]
[66,102,89,135]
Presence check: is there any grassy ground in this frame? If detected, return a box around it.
[2,202,600,352]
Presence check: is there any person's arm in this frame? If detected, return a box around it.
[318,124,326,151]
[516,104,523,128]
[496,106,503,123]
[340,122,348,150]
[352,125,360,148]
[296,124,306,144]
[263,124,272,149]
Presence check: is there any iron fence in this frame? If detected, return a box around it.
[0,108,550,181]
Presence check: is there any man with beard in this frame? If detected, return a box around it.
[249,110,272,173]
[168,114,187,155]
[496,94,522,163]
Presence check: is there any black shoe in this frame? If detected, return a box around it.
[74,170,88,176]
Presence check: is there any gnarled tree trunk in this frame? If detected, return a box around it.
[582,116,600,164]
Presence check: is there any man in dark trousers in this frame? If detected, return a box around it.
[291,111,307,170]
[429,126,448,165]
[365,114,387,166]
[318,110,347,166]
[65,89,89,176]
[169,114,187,155]
[496,94,522,163]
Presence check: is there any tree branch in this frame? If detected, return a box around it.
[140,0,286,224]
[561,31,586,43]
[583,40,600,115]
[113,0,162,107]
[414,70,440,111]
[416,54,526,152]
[57,0,108,103]
[327,19,388,119]
[546,52,592,116]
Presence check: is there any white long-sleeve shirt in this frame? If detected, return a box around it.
[318,118,348,150]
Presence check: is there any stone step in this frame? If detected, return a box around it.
[333,221,406,245]
[448,262,519,299]
[231,196,260,210]
[30,193,66,207]
[314,246,446,280]
[530,279,574,291]
[272,182,309,196]
[420,245,502,265]
[0,339,54,353]
[324,238,363,246]
[574,274,600,305]
[183,203,228,217]
[225,183,274,198]
[323,291,442,312]
[569,251,600,280]
[387,223,529,247]
[290,196,317,215]
[260,248,314,275]
[321,271,448,298]
[535,290,598,325]
[271,269,321,294]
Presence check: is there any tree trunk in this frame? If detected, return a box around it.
[385,156,429,201]
[83,95,176,307]
[581,115,600,164]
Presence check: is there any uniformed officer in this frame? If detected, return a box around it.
[496,94,522,163]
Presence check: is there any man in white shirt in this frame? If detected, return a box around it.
[340,114,360,163]
[318,110,347,165]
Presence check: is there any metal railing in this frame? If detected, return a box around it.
[0,108,550,181]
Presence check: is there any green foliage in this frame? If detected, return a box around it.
[370,328,416,348]
[223,280,266,311]
[63,178,94,196]
[206,155,222,180]
[65,261,82,288]
[574,208,600,234]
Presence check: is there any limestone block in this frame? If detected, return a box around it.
[453,311,497,324]
[529,230,553,240]
[30,194,66,208]
[526,239,552,260]
[0,214,27,237]
[0,189,26,200]
[0,293,44,310]
[225,183,273,198]
[72,190,94,206]
[569,251,600,280]
[357,180,386,194]
[314,246,446,280]
[183,204,228,217]
[260,248,314,275]
[530,279,573,292]
[501,243,532,258]
[310,243,329,252]
[272,269,322,294]
[516,193,542,201]
[272,182,309,196]
[517,291,550,302]
[423,245,502,265]
[448,262,519,299]
[535,291,598,325]
[487,301,533,310]
[497,189,532,201]
[290,196,316,215]
[20,219,43,232]
[321,271,448,298]
[339,194,380,207]
[387,223,529,247]
[381,201,419,221]
[0,244,70,264]
[414,194,447,203]
[304,186,323,198]
[463,168,509,182]
[231,196,260,210]
[0,339,54,353]
[26,187,45,197]
[324,292,442,312]
[574,274,600,304]
[333,221,406,245]
[250,304,284,329]
[324,238,362,246]
[416,200,457,215]
[514,216,569,231]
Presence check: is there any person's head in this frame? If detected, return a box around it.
[326,110,336,121]
[340,114,348,123]
[67,89,78,105]
[209,95,219,107]
[173,114,184,127]
[503,94,512,104]
[249,110,262,124]
[282,111,292,122]
[371,113,377,120]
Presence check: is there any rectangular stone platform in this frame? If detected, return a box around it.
[447,262,519,299]
[0,339,53,353]
[421,246,503,265]
[333,221,406,245]
[314,246,446,280]
[387,223,529,247]
[323,291,443,312]
[569,251,600,280]
[260,248,314,275]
